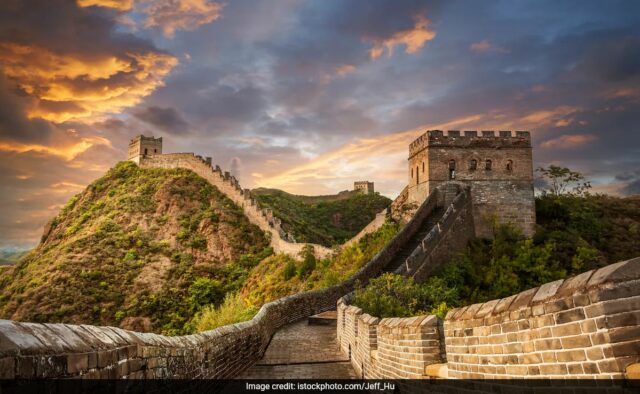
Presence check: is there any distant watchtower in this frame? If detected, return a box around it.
[128,135,163,164]
[407,130,535,238]
[354,181,374,194]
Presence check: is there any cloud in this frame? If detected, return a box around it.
[133,106,190,134]
[0,0,178,124]
[470,39,507,54]
[540,134,598,149]
[368,15,436,60]
[0,136,112,161]
[141,0,223,38]
[77,0,133,11]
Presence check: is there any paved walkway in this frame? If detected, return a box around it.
[240,315,356,379]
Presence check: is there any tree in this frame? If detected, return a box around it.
[536,165,591,196]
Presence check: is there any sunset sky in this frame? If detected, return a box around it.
[1,0,639,249]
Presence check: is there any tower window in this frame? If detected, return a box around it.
[144,148,148,155]
[154,149,157,153]
[448,159,456,180]
[485,159,492,170]
[506,160,513,172]
[422,162,425,173]
[411,168,413,178]
[469,159,477,171]
[416,166,420,184]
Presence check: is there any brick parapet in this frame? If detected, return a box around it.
[444,257,640,379]
[337,298,445,379]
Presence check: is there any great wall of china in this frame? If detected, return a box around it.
[1,130,639,382]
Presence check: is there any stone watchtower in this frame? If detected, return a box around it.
[354,181,374,194]
[407,130,535,238]
[128,135,162,164]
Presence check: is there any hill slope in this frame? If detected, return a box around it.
[0,161,270,335]
[252,188,392,246]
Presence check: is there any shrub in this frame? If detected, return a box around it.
[283,260,297,280]
[297,245,316,278]
[193,292,257,332]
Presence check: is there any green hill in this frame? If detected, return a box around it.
[252,188,392,246]
[0,161,270,335]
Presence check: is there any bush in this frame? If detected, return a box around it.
[353,274,426,318]
[193,292,257,332]
[283,260,297,280]
[297,246,316,278]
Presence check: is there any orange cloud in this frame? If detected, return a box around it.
[521,106,580,126]
[77,0,133,11]
[320,64,357,84]
[141,0,223,38]
[368,15,436,60]
[470,39,507,54]
[0,42,177,122]
[540,134,598,149]
[0,136,112,161]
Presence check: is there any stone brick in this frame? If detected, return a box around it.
[66,353,88,374]
[554,308,586,324]
[604,310,640,328]
[560,335,592,349]
[556,349,586,362]
[551,322,581,337]
[539,364,568,375]
[586,347,604,361]
[534,338,562,351]
[0,357,14,379]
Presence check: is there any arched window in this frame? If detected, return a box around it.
[144,148,148,155]
[411,168,413,178]
[448,159,456,180]
[154,149,157,153]
[416,166,420,184]
[506,160,513,172]
[469,159,477,171]
[485,159,492,170]
[422,162,425,172]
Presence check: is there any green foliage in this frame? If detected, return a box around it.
[283,260,297,280]
[254,189,391,246]
[353,274,426,318]
[192,292,258,332]
[188,277,224,311]
[536,165,591,196]
[297,245,316,278]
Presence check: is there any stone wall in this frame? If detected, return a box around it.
[445,256,640,378]
[337,298,445,379]
[0,184,466,379]
[137,153,334,259]
[393,182,475,282]
[342,208,388,249]
[337,256,640,380]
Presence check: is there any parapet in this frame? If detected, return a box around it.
[409,130,531,158]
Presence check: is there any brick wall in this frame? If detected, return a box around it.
[336,299,445,379]
[338,257,640,380]
[137,153,334,259]
[0,183,466,379]
[444,256,640,378]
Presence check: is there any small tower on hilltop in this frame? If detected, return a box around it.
[354,181,374,194]
[128,135,162,164]
[407,130,535,238]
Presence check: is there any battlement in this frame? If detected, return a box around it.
[409,130,531,158]
[354,181,374,194]
[128,134,163,162]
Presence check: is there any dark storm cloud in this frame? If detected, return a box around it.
[133,106,190,135]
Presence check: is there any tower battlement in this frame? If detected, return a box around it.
[409,130,531,158]
[128,135,163,164]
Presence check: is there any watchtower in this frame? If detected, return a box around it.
[128,135,163,164]
[407,130,535,238]
[354,181,374,194]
